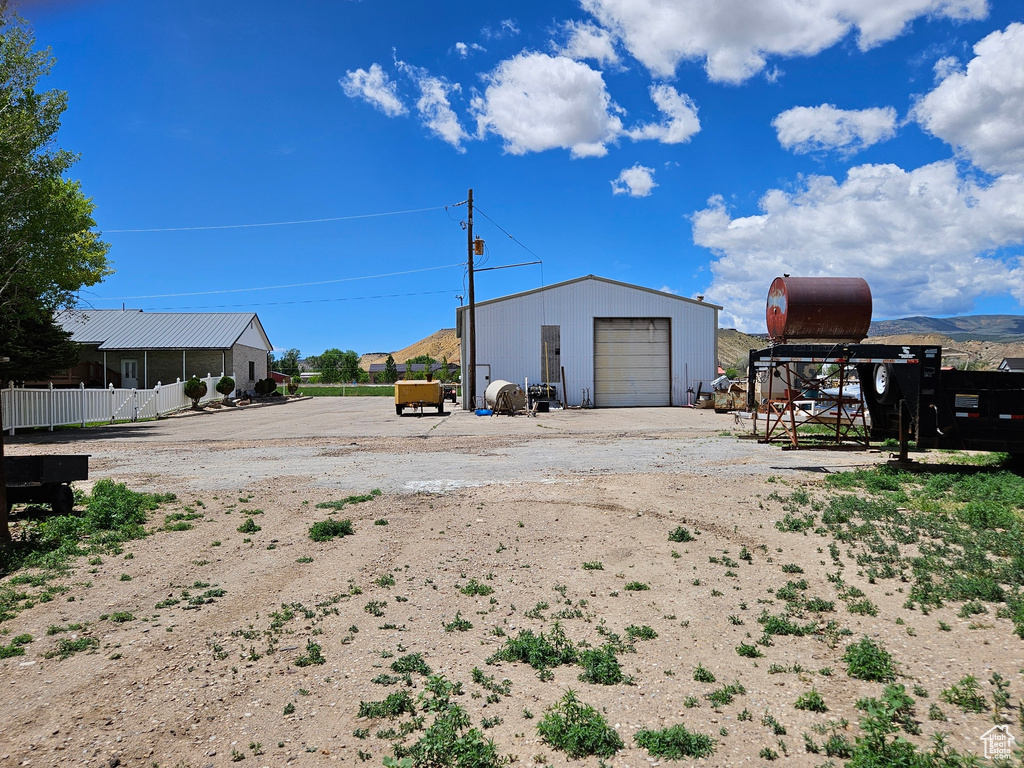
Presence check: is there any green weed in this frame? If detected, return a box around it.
[308,519,354,541]
[537,689,623,758]
[634,724,716,759]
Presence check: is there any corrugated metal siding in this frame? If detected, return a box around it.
[594,318,670,406]
[56,310,264,350]
[459,276,718,407]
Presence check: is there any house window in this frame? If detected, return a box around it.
[249,361,255,381]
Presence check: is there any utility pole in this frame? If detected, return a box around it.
[467,188,476,410]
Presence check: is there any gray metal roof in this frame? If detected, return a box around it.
[56,309,271,351]
[456,274,724,314]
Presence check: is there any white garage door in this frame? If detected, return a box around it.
[594,318,670,407]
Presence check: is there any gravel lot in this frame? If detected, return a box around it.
[1,398,1015,768]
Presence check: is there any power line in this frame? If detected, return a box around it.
[474,206,542,261]
[106,205,453,233]
[91,263,464,300]
[87,288,458,312]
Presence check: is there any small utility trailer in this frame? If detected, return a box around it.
[4,455,89,515]
[394,380,446,416]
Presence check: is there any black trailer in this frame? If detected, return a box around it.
[748,343,1024,457]
[4,455,89,516]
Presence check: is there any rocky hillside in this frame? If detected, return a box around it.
[361,328,461,369]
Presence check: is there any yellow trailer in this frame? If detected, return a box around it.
[394,380,445,416]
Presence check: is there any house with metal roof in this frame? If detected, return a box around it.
[52,309,272,391]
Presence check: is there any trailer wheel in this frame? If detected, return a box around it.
[395,405,404,416]
[437,402,445,415]
[51,484,74,516]
[873,364,899,405]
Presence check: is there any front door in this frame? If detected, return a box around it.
[121,359,139,389]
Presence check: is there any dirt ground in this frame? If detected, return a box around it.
[1,399,1020,767]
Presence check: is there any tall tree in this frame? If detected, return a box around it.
[0,3,111,542]
[382,354,399,384]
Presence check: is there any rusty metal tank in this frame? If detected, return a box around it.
[765,277,872,342]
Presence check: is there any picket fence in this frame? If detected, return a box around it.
[1,373,231,434]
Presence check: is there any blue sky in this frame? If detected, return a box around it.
[22,0,1024,357]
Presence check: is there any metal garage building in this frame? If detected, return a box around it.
[456,275,720,408]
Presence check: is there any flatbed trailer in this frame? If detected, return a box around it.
[4,455,89,515]
[747,343,1024,457]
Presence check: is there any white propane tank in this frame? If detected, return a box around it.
[484,380,526,410]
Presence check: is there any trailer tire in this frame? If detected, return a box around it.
[873,364,899,405]
[437,402,445,415]
[395,405,404,416]
[50,484,74,516]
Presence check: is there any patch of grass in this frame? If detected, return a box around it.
[0,480,174,583]
[582,561,604,570]
[940,676,989,713]
[843,637,896,682]
[358,690,415,719]
[634,724,716,759]
[108,611,134,623]
[624,581,649,591]
[537,689,623,758]
[460,578,494,596]
[668,526,695,542]
[374,574,396,588]
[795,689,828,712]
[45,636,99,659]
[706,682,746,707]
[237,518,261,534]
[294,640,325,667]
[488,624,578,673]
[364,600,387,617]
[693,664,716,683]
[736,642,763,658]
[444,612,473,632]
[374,518,389,526]
[308,518,354,541]
[625,624,657,641]
[577,645,625,685]
[391,653,431,676]
[315,489,382,510]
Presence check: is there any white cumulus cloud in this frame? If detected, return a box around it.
[627,84,701,144]
[341,63,407,117]
[557,20,621,66]
[694,161,1024,330]
[612,164,657,196]
[915,22,1024,174]
[580,0,989,83]
[397,61,469,151]
[471,52,624,158]
[773,104,898,155]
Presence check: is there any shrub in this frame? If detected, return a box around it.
[537,689,623,758]
[215,375,235,401]
[184,376,207,408]
[309,519,354,541]
[487,624,577,671]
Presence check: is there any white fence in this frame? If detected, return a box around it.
[1,373,231,434]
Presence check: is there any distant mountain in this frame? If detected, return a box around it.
[869,315,1024,342]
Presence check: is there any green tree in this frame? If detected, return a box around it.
[382,354,399,384]
[0,4,111,543]
[0,4,110,378]
[275,348,301,377]
[339,350,361,382]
